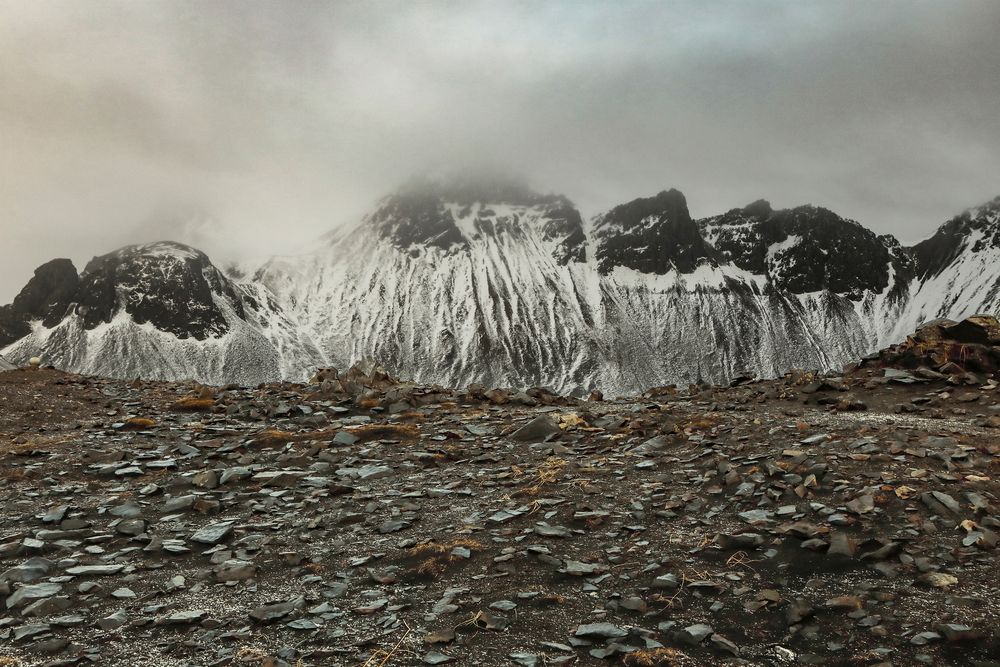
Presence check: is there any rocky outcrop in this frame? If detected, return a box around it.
[0,258,80,347]
[70,242,245,340]
[593,189,716,274]
[699,201,913,299]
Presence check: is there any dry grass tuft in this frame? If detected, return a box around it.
[0,442,42,456]
[538,592,567,605]
[405,538,484,579]
[416,557,448,578]
[725,550,759,570]
[0,468,31,482]
[252,427,343,447]
[623,648,687,667]
[0,657,24,667]
[677,415,720,433]
[361,620,411,667]
[393,411,428,422]
[0,433,69,458]
[252,429,297,447]
[512,457,566,496]
[234,646,269,664]
[410,537,484,558]
[170,397,216,412]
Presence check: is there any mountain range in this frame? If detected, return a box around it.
[3,177,999,396]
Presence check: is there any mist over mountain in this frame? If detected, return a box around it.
[4,1,1000,304]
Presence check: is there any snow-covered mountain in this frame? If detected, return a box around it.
[3,180,999,395]
[886,196,1000,341]
[0,242,325,385]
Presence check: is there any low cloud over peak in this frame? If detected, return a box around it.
[3,0,999,301]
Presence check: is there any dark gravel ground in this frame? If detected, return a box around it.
[0,364,998,667]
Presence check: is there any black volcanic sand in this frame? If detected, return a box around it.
[0,366,998,666]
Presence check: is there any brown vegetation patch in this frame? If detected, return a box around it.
[251,428,340,447]
[122,417,157,429]
[170,397,217,412]
[392,411,429,422]
[402,538,485,580]
[512,457,567,497]
[623,648,689,667]
[677,415,721,433]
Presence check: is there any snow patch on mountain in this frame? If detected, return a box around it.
[888,228,1000,342]
[3,305,277,385]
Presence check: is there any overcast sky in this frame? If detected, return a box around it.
[2,0,999,301]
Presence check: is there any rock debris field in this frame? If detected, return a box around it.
[1,322,999,666]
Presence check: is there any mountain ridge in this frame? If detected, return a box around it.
[3,181,999,394]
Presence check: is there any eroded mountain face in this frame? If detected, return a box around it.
[2,180,1000,392]
[1,243,245,347]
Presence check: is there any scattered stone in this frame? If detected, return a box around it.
[676,623,714,645]
[97,609,128,630]
[918,572,958,588]
[574,622,628,640]
[510,415,561,442]
[249,597,305,623]
[215,559,257,582]
[6,581,62,609]
[422,651,455,664]
[0,337,997,664]
[190,522,233,545]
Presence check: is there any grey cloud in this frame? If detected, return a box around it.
[2,0,999,301]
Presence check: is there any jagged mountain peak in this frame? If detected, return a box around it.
[10,257,79,321]
[83,241,208,273]
[392,172,558,207]
[699,201,905,297]
[69,240,245,340]
[363,175,587,264]
[965,194,1000,222]
[2,240,327,385]
[592,188,719,275]
[712,198,773,222]
[742,198,773,218]
[911,194,1000,279]
[0,257,81,348]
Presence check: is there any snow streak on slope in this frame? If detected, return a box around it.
[4,308,277,385]
[257,193,917,396]
[258,203,600,393]
[887,230,1000,343]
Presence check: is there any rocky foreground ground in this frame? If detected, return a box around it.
[2,320,1000,666]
